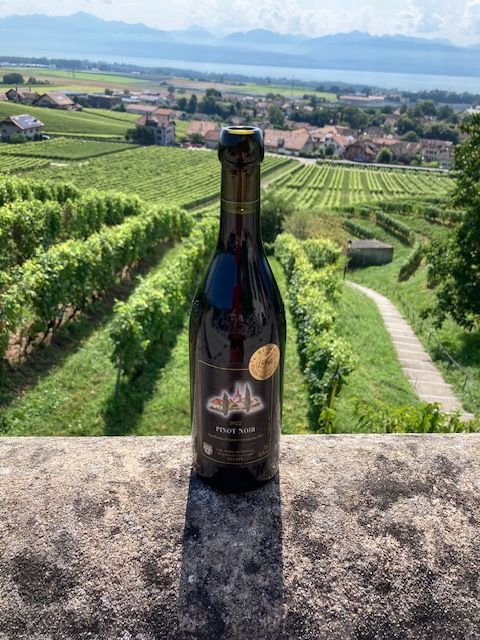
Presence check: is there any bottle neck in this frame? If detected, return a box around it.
[218,163,262,253]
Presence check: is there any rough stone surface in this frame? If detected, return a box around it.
[1,434,480,639]
[348,281,475,420]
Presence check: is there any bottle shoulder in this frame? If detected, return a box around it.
[197,249,284,312]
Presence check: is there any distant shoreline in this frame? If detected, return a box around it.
[2,51,480,94]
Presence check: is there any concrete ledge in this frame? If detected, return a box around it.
[1,434,480,639]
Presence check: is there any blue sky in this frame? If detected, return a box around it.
[1,0,480,44]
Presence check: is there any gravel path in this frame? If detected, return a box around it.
[348,281,475,421]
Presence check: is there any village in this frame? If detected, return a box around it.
[1,73,478,168]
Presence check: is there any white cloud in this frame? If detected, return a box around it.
[462,0,480,35]
[0,0,479,44]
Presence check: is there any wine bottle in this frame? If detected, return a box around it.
[189,125,286,493]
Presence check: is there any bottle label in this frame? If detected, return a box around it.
[196,344,280,466]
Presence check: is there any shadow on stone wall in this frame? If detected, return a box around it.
[176,470,284,640]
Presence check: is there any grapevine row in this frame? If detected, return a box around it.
[0,204,192,364]
[110,217,218,376]
[274,233,357,431]
[0,190,144,271]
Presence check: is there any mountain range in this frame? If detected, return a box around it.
[1,12,480,78]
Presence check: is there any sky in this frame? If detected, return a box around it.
[1,0,480,45]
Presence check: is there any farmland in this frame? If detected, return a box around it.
[0,66,338,101]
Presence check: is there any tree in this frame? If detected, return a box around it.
[426,113,480,329]
[261,188,292,243]
[399,103,408,114]
[401,130,420,142]
[376,147,393,164]
[413,100,437,118]
[125,126,154,145]
[189,132,204,144]
[324,145,335,157]
[2,72,24,85]
[9,132,27,144]
[187,94,198,114]
[205,88,222,99]
[177,96,188,111]
[267,104,285,127]
[168,85,175,94]
[396,115,423,137]
[104,88,113,95]
[437,104,455,122]
[341,106,368,129]
[423,122,459,143]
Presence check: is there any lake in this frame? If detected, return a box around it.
[6,47,480,93]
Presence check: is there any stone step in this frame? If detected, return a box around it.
[394,339,424,349]
[394,347,433,362]
[402,368,449,385]
[411,380,456,396]
[399,358,439,373]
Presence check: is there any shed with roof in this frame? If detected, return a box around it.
[348,239,394,267]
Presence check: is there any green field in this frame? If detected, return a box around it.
[221,81,336,101]
[0,137,136,160]
[1,66,337,102]
[1,67,153,93]
[333,282,420,431]
[0,102,135,138]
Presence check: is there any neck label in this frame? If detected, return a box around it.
[221,198,259,215]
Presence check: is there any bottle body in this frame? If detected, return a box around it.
[189,126,286,492]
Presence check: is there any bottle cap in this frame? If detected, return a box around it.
[218,126,264,166]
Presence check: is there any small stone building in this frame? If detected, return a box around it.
[348,239,394,268]
[136,109,176,146]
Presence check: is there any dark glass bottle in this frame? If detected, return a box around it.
[189,126,286,493]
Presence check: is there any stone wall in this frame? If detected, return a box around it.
[1,434,480,639]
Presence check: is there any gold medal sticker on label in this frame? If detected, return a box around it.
[249,343,280,380]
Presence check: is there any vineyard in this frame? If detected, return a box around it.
[273,162,454,207]
[6,146,293,207]
[0,155,50,173]
[0,142,478,434]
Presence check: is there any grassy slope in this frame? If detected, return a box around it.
[333,282,420,432]
[0,102,133,137]
[348,247,480,417]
